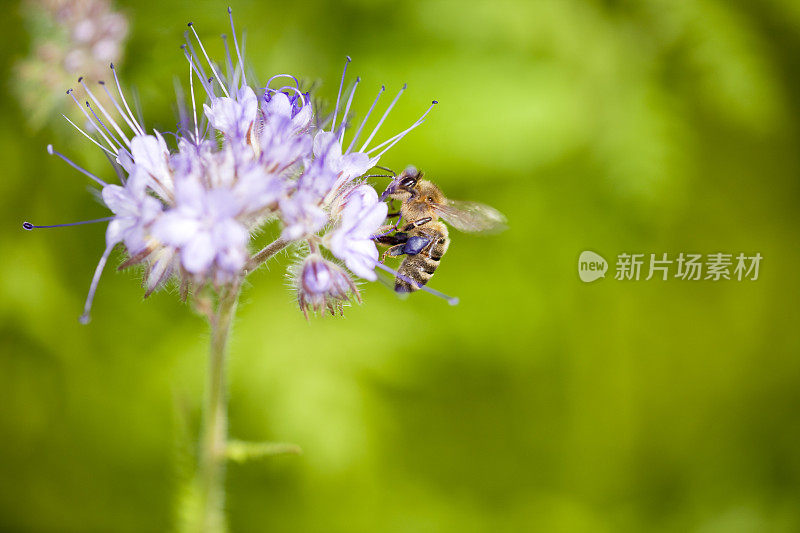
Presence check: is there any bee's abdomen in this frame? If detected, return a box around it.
[395,255,440,292]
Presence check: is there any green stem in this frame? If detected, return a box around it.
[246,237,289,272]
[197,282,240,533]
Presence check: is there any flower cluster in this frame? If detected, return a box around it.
[15,0,129,129]
[28,10,437,322]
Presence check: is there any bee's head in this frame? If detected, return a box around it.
[380,166,422,201]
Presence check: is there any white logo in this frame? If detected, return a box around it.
[578,251,608,282]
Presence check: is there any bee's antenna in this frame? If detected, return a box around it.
[374,165,396,177]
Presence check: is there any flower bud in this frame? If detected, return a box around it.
[296,254,360,319]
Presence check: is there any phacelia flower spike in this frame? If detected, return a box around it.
[14,0,129,129]
[26,9,454,323]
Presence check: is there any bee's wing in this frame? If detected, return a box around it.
[434,199,507,233]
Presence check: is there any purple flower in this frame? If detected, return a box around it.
[204,86,258,141]
[255,112,313,174]
[278,189,329,241]
[153,174,249,282]
[101,182,162,254]
[323,185,388,280]
[123,132,174,199]
[30,11,441,322]
[313,130,374,202]
[261,89,312,134]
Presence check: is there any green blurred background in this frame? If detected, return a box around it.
[2,0,800,531]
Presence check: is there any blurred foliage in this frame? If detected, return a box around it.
[2,0,800,531]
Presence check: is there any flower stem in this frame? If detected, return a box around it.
[246,237,289,271]
[197,282,240,533]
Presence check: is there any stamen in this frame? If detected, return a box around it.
[273,85,307,108]
[86,100,125,150]
[220,34,235,94]
[368,100,437,158]
[110,63,145,136]
[331,56,351,132]
[131,87,147,133]
[80,78,130,146]
[186,57,200,142]
[173,78,188,135]
[103,150,126,184]
[61,114,116,156]
[181,47,214,99]
[338,76,360,144]
[228,7,247,87]
[47,145,108,187]
[22,217,114,230]
[346,85,384,154]
[98,80,141,136]
[360,83,406,152]
[181,36,209,84]
[265,74,300,89]
[187,22,230,97]
[80,241,116,324]
[67,88,117,153]
[374,262,459,305]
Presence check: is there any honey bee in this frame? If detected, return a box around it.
[375,166,506,293]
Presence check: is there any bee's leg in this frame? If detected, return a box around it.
[373,224,395,238]
[401,217,432,232]
[381,244,407,263]
[374,232,408,246]
[374,212,405,238]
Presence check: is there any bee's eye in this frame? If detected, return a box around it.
[427,196,434,202]
[400,177,416,188]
